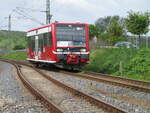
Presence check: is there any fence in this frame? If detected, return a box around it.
[127,36,150,48]
[90,36,150,51]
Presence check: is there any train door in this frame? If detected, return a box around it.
[35,35,39,60]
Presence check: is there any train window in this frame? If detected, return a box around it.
[43,34,47,46]
[43,33,48,46]
[56,24,86,47]
[38,34,43,51]
[48,32,52,46]
[43,32,52,46]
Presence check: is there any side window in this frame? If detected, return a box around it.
[48,32,52,46]
[31,36,35,51]
[38,34,43,51]
[43,32,52,46]
[43,33,48,46]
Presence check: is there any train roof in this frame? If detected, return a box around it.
[27,23,88,32]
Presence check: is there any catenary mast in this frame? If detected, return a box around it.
[46,0,51,24]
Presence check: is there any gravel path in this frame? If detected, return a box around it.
[42,70,150,113]
[0,62,49,113]
[21,66,107,113]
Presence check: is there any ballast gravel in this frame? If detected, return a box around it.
[21,66,106,113]
[42,70,150,113]
[0,62,49,113]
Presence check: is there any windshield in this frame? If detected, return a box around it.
[56,24,86,47]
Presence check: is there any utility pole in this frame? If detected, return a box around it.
[46,0,51,24]
[8,14,11,31]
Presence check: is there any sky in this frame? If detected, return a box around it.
[0,0,150,34]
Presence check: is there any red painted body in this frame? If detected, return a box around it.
[67,55,79,64]
[27,23,90,67]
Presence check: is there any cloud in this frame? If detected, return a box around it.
[0,0,149,32]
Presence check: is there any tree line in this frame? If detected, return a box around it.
[89,11,150,46]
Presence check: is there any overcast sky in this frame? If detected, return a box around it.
[0,0,150,33]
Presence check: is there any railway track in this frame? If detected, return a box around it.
[2,59,150,93]
[40,69,150,112]
[0,60,63,113]
[0,59,127,113]
[59,71,150,93]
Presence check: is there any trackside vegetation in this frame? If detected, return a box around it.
[0,37,27,51]
[83,48,150,82]
[123,49,150,81]
[0,30,27,55]
[0,51,26,61]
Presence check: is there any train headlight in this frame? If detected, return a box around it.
[57,49,63,52]
[80,49,86,52]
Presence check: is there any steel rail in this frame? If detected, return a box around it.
[59,71,150,93]
[3,59,150,93]
[32,67,127,113]
[85,72,150,86]
[0,60,64,113]
[0,59,127,113]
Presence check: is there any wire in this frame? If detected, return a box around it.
[14,9,45,25]
[16,7,46,13]
[4,16,26,20]
[16,7,45,25]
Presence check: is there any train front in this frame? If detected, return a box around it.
[54,23,90,67]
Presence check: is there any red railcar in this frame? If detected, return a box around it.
[27,23,89,68]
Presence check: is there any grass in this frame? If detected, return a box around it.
[119,74,150,82]
[0,51,26,61]
[83,48,150,82]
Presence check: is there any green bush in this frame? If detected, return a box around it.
[0,30,27,52]
[123,48,150,81]
[12,37,27,50]
[83,48,137,74]
[0,37,27,52]
[83,48,150,82]
[13,45,25,50]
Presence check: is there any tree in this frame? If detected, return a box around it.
[95,16,111,33]
[125,11,150,47]
[106,19,125,44]
[95,16,126,45]
[88,25,99,39]
[95,15,125,34]
[107,19,124,36]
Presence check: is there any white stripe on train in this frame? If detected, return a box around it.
[27,58,56,63]
[52,51,89,55]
